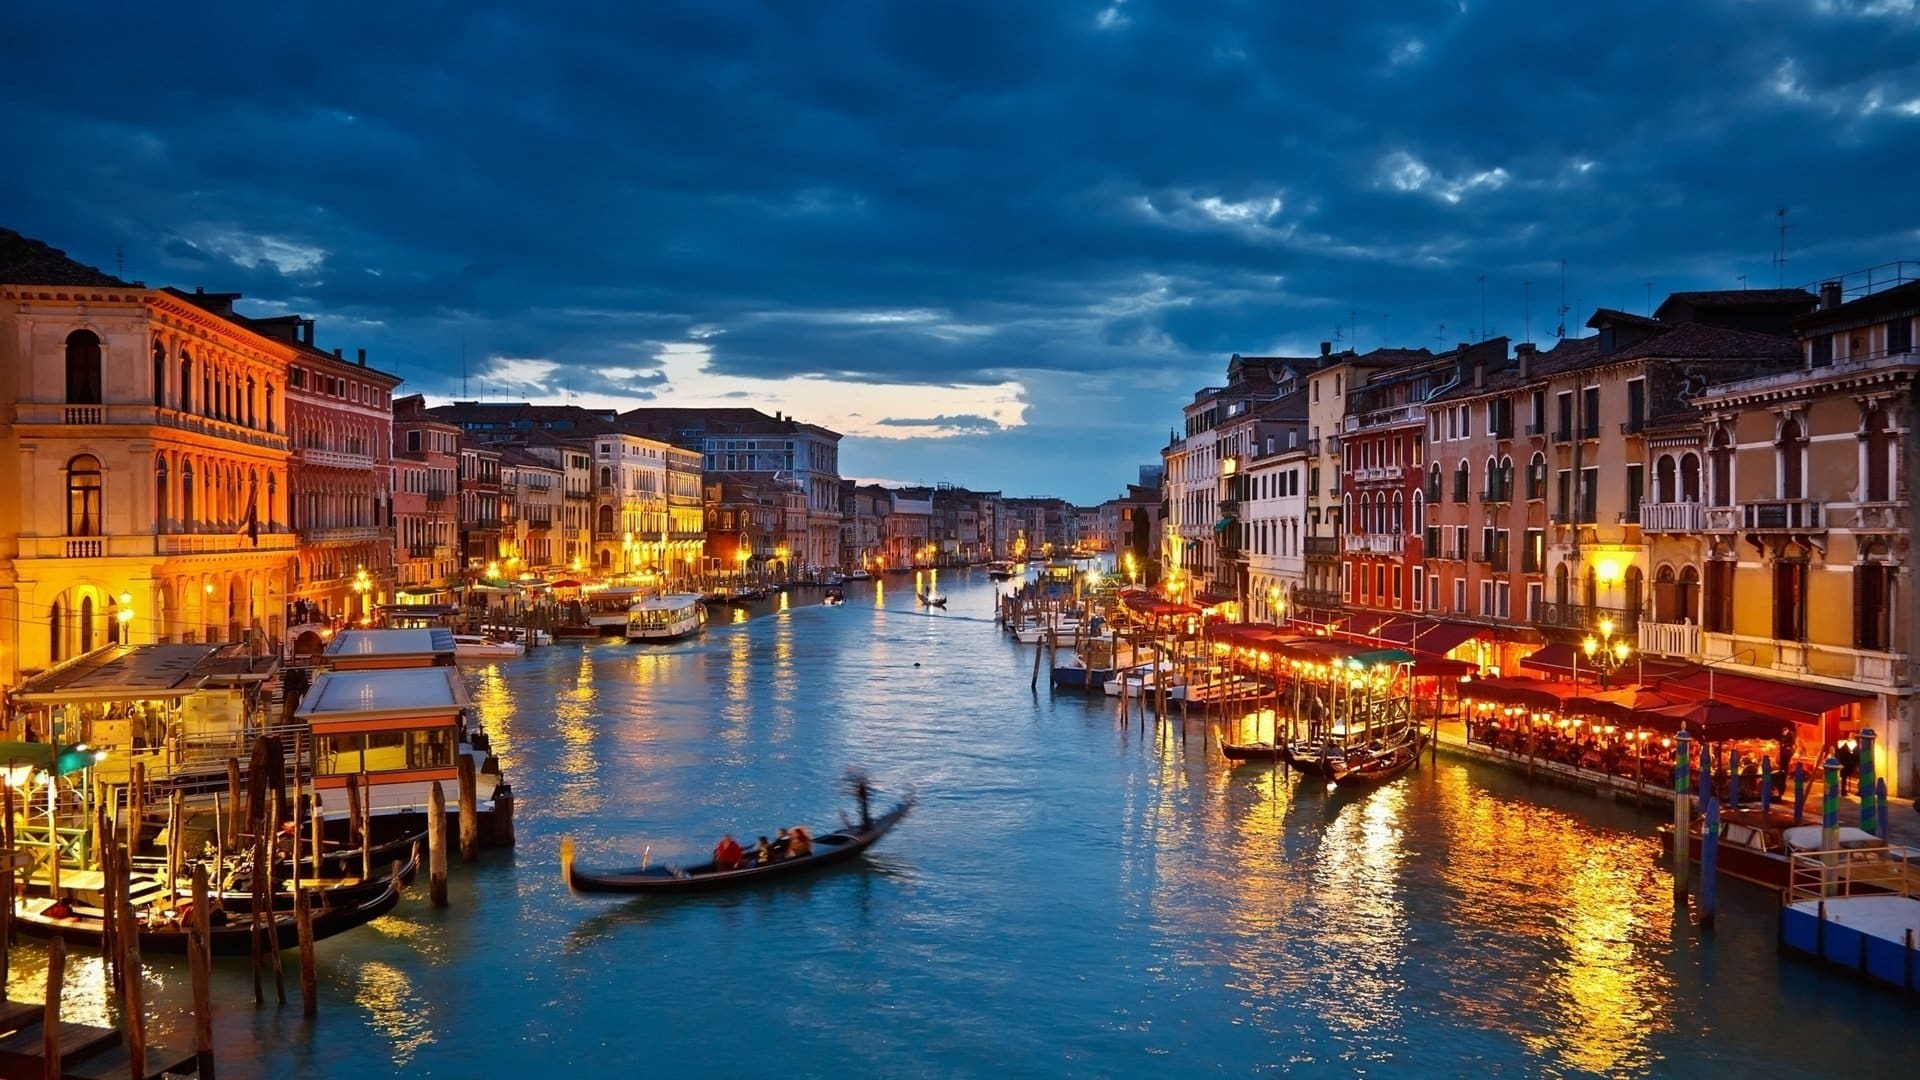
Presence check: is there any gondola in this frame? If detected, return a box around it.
[1220,740,1287,762]
[917,593,947,608]
[561,797,913,894]
[11,872,403,956]
[1329,733,1426,788]
[822,589,845,606]
[272,827,427,878]
[214,842,420,913]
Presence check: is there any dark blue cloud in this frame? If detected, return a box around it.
[2,0,1916,501]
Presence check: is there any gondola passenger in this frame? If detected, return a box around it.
[788,826,813,858]
[712,834,744,870]
[755,836,773,865]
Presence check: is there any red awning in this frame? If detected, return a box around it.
[1659,669,1869,725]
[1405,620,1482,657]
[1194,590,1237,607]
[1461,676,1579,710]
[1413,656,1477,678]
[1645,700,1795,742]
[1519,643,1692,682]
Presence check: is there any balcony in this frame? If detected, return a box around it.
[1578,422,1601,441]
[1706,500,1824,532]
[1303,536,1340,559]
[1640,501,1702,534]
[1525,421,1545,436]
[16,402,289,451]
[407,544,435,558]
[1294,587,1342,608]
[1343,533,1404,555]
[305,525,385,545]
[1481,483,1513,504]
[1306,438,1320,456]
[1853,502,1903,531]
[1342,404,1424,433]
[526,511,555,528]
[161,531,297,555]
[65,406,103,425]
[1639,621,1700,658]
[426,487,449,503]
[1471,550,1491,564]
[1493,420,1515,440]
[1536,602,1639,635]
[1856,651,1908,688]
[1355,466,1404,483]
[1620,417,1647,436]
[296,447,376,470]
[1552,427,1573,444]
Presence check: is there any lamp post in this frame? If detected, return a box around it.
[622,531,635,580]
[352,566,372,626]
[116,591,134,644]
[1581,616,1631,689]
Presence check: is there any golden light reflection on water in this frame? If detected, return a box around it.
[466,665,517,764]
[353,959,436,1067]
[1425,763,1673,1074]
[731,607,748,624]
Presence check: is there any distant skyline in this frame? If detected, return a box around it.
[3,1,1917,504]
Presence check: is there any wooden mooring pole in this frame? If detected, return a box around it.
[429,780,449,908]
[458,754,479,863]
[42,934,63,1080]
[191,861,217,1079]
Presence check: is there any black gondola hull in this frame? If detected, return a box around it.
[564,799,912,894]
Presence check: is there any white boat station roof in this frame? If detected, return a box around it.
[296,666,471,723]
[15,644,270,702]
[324,628,457,663]
[631,593,704,610]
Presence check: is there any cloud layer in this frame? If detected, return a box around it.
[2,0,1915,501]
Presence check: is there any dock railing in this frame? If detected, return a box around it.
[1786,844,1919,904]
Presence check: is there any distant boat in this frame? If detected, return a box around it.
[985,561,1015,580]
[562,798,913,894]
[849,569,872,581]
[918,592,947,608]
[823,589,846,606]
[453,634,525,660]
[626,593,707,643]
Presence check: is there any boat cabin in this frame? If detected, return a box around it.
[294,666,472,814]
[322,628,458,671]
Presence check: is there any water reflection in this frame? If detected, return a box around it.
[353,959,436,1067]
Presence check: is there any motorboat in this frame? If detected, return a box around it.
[986,561,1016,580]
[1659,811,1920,892]
[822,589,846,606]
[626,593,707,643]
[453,634,526,660]
[849,569,872,581]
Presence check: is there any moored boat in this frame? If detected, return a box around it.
[985,561,1015,580]
[562,797,913,894]
[626,593,707,642]
[12,872,402,956]
[453,634,526,660]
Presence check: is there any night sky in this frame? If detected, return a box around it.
[4,1,1916,502]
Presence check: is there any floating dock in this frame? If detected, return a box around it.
[0,999,196,1079]
[1779,847,1920,993]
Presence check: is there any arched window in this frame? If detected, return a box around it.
[107,594,121,646]
[600,466,613,487]
[49,602,63,664]
[1778,417,1807,499]
[1709,429,1733,507]
[1391,490,1404,533]
[1427,462,1442,500]
[1412,490,1424,534]
[181,460,196,530]
[267,473,278,528]
[1654,454,1676,504]
[1454,460,1469,503]
[65,329,103,404]
[1527,451,1547,500]
[80,595,95,654]
[1484,457,1498,501]
[66,455,103,536]
[1583,564,1598,610]
[156,457,170,533]
[1679,453,1701,503]
[1863,405,1892,502]
[1678,565,1700,625]
[1554,563,1570,609]
[1624,566,1644,619]
[152,340,167,408]
[597,505,615,535]
[1498,456,1513,500]
[246,375,257,428]
[180,354,194,413]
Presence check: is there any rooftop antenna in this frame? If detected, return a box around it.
[1555,259,1569,340]
[1436,322,1448,349]
[461,342,469,398]
[1478,274,1487,342]
[1350,309,1358,353]
[114,246,125,278]
[1738,273,1748,291]
[1523,281,1533,344]
[1773,208,1789,287]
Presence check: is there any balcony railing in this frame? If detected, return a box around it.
[1578,422,1601,440]
[1355,466,1404,483]
[426,487,449,503]
[1303,536,1340,558]
[1854,502,1903,530]
[1525,421,1545,436]
[1535,602,1639,635]
[66,538,102,558]
[66,406,103,425]
[1481,483,1513,504]
[1640,501,1702,533]
[1294,587,1342,609]
[407,544,435,558]
[1306,438,1320,456]
[1707,500,1824,532]
[1639,621,1699,658]
[297,447,376,470]
[161,532,297,555]
[1620,417,1647,436]
[305,525,385,544]
[1343,533,1404,555]
[1552,427,1573,444]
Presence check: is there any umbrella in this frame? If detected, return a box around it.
[1570,686,1679,724]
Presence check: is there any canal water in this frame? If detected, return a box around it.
[13,573,1919,1077]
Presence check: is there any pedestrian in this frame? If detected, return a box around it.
[1837,741,1859,796]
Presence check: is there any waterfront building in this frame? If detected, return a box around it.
[664,442,704,587]
[704,477,782,585]
[0,231,296,684]
[617,407,842,574]
[883,488,933,568]
[1237,393,1310,623]
[498,448,563,574]
[255,319,401,631]
[1684,275,1920,795]
[457,444,504,576]
[842,482,890,571]
[504,429,594,574]
[1340,344,1486,622]
[391,395,461,604]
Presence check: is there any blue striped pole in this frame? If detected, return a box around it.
[1673,730,1693,900]
[1876,778,1889,844]
[1793,760,1809,824]
[1760,755,1773,818]
[1822,756,1841,852]
[1698,796,1719,930]
[1729,749,1742,809]
[1859,729,1878,836]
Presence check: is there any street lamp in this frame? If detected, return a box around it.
[622,531,635,579]
[352,566,372,626]
[1582,616,1632,689]
[1125,552,1139,586]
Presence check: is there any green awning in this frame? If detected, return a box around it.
[0,741,103,775]
[1213,517,1235,532]
[1347,648,1415,669]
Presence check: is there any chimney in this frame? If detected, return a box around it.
[1819,281,1842,310]
[333,348,343,358]
[1516,342,1535,380]
[1473,362,1485,388]
[357,348,367,366]
[1320,341,1332,357]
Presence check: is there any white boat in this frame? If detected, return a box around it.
[1014,620,1082,645]
[626,593,707,642]
[849,569,872,581]
[453,634,526,660]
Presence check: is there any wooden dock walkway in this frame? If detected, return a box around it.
[0,1000,195,1080]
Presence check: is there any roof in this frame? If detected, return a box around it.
[1796,279,1920,330]
[1658,288,1817,311]
[1603,322,1799,363]
[324,628,456,661]
[296,666,471,721]
[14,645,231,701]
[0,228,131,288]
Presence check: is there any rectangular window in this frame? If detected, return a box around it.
[1625,464,1645,519]
[1453,525,1468,561]
[1493,529,1510,568]
[1529,389,1546,435]
[1453,577,1467,615]
[1704,560,1735,634]
[1579,467,1598,523]
[1773,561,1807,642]
[1855,563,1890,651]
[1889,318,1913,357]
[1412,567,1425,611]
[1580,386,1600,439]
[408,430,421,454]
[1626,379,1646,433]
[1496,582,1511,619]
[1522,529,1544,574]
[1479,526,1495,562]
[1391,567,1402,603]
[1556,392,1574,440]
[1375,565,1386,600]
[1480,580,1494,617]
[1428,575,1441,612]
[1527,582,1544,623]
[1556,470,1572,519]
[1811,334,1833,367]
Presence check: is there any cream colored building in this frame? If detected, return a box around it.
[0,233,294,685]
